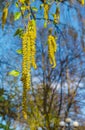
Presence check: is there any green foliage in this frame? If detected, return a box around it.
[14,28,24,37]
[9,70,20,77]
[15,2,19,8]
[0,123,14,130]
[31,7,38,12]
[0,96,5,102]
[16,49,22,54]
[14,12,21,21]
[44,21,47,28]
[0,88,17,123]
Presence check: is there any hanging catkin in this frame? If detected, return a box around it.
[22,19,37,119]
[48,34,57,68]
[28,20,37,69]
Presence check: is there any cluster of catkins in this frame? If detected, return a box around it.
[22,19,57,119]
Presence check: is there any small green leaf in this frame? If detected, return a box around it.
[0,96,5,102]
[32,7,38,12]
[14,12,21,21]
[9,70,20,77]
[14,28,23,37]
[21,6,26,11]
[15,2,19,8]
[40,4,44,9]
[16,49,22,54]
[44,21,47,28]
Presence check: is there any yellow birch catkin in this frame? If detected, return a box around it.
[2,7,8,29]
[28,20,37,69]
[44,3,49,20]
[22,32,28,120]
[81,0,84,5]
[22,19,37,119]
[48,30,57,68]
[53,8,60,24]
[43,3,49,27]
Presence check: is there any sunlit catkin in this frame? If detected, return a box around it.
[2,7,8,29]
[48,34,57,68]
[28,20,37,69]
[22,19,37,119]
[22,32,28,120]
[44,4,49,20]
[53,8,60,24]
[43,3,49,27]
[81,0,84,5]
